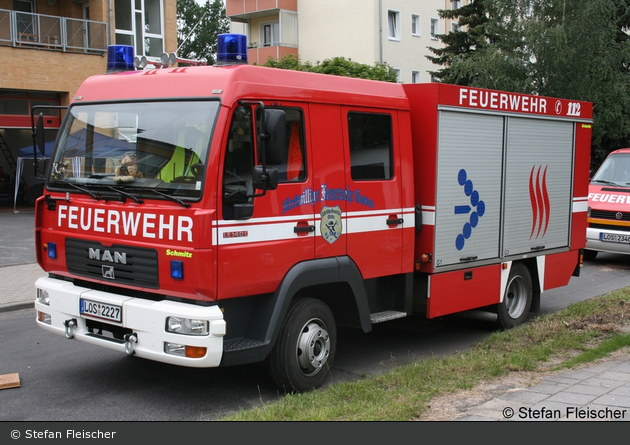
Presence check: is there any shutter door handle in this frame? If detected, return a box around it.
[294,225,315,233]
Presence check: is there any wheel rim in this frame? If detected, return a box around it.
[505,275,528,320]
[296,318,330,377]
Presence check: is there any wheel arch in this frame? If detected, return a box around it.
[505,258,541,313]
[220,256,371,367]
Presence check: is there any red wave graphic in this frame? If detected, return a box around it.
[529,166,537,239]
[542,166,550,237]
[529,165,550,239]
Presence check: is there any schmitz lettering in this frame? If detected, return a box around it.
[57,205,193,242]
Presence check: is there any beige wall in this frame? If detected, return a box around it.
[296,0,446,83]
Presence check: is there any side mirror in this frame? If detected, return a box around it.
[36,113,46,157]
[233,203,254,220]
[252,165,278,191]
[260,109,286,164]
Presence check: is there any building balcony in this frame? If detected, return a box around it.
[247,44,297,65]
[227,0,297,21]
[0,9,107,54]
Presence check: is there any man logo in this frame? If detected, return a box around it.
[102,265,115,280]
[320,206,342,244]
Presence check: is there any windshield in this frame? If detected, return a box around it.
[47,100,219,201]
[592,152,630,186]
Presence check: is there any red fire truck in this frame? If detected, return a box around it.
[586,148,630,259]
[33,35,593,392]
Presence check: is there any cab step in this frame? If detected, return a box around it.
[370,311,407,324]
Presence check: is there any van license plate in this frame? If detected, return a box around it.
[80,299,122,323]
[600,233,630,244]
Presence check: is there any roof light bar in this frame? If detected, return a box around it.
[216,33,248,66]
[106,45,136,73]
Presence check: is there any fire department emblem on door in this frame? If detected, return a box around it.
[320,206,342,244]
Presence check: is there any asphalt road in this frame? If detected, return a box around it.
[1,208,630,420]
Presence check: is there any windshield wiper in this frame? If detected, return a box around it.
[149,189,191,208]
[105,186,144,204]
[63,182,102,201]
[592,179,620,186]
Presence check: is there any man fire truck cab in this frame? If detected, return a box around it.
[586,148,630,259]
[33,34,593,393]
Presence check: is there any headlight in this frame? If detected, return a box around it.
[166,316,209,336]
[36,288,50,306]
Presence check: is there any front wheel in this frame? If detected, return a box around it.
[495,263,533,330]
[266,298,336,393]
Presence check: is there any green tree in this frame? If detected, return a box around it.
[177,0,230,64]
[262,55,399,83]
[427,0,495,85]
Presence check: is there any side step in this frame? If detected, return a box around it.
[370,310,407,324]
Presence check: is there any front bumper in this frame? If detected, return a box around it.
[34,277,226,367]
[586,226,630,255]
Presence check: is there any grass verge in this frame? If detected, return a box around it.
[221,290,630,421]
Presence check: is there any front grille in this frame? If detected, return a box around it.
[66,238,159,289]
[589,210,630,221]
[589,223,630,233]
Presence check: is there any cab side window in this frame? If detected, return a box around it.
[255,107,306,182]
[347,112,393,180]
[223,106,255,218]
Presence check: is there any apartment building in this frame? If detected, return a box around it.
[0,0,177,201]
[227,0,469,83]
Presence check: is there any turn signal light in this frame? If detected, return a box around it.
[185,346,207,358]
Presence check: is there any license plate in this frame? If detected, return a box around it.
[600,233,630,244]
[80,299,122,323]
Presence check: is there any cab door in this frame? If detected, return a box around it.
[341,108,404,278]
[217,103,314,299]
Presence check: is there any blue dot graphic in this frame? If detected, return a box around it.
[456,234,465,250]
[470,212,479,228]
[464,180,473,196]
[458,169,467,186]
[477,201,485,217]
[454,169,486,251]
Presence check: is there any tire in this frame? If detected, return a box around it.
[495,263,533,330]
[583,249,598,261]
[266,298,336,393]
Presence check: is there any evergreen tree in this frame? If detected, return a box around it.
[427,0,494,85]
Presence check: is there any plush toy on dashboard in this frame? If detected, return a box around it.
[113,152,143,183]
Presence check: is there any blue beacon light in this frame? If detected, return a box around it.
[216,34,248,66]
[106,45,136,73]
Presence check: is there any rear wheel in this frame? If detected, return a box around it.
[495,263,533,329]
[266,298,336,393]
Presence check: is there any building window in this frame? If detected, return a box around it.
[452,0,461,9]
[430,18,439,39]
[115,0,164,58]
[452,22,460,33]
[411,71,421,84]
[411,14,420,36]
[388,10,400,41]
[261,21,279,47]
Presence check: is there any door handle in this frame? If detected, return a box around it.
[294,225,315,233]
[386,217,404,226]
